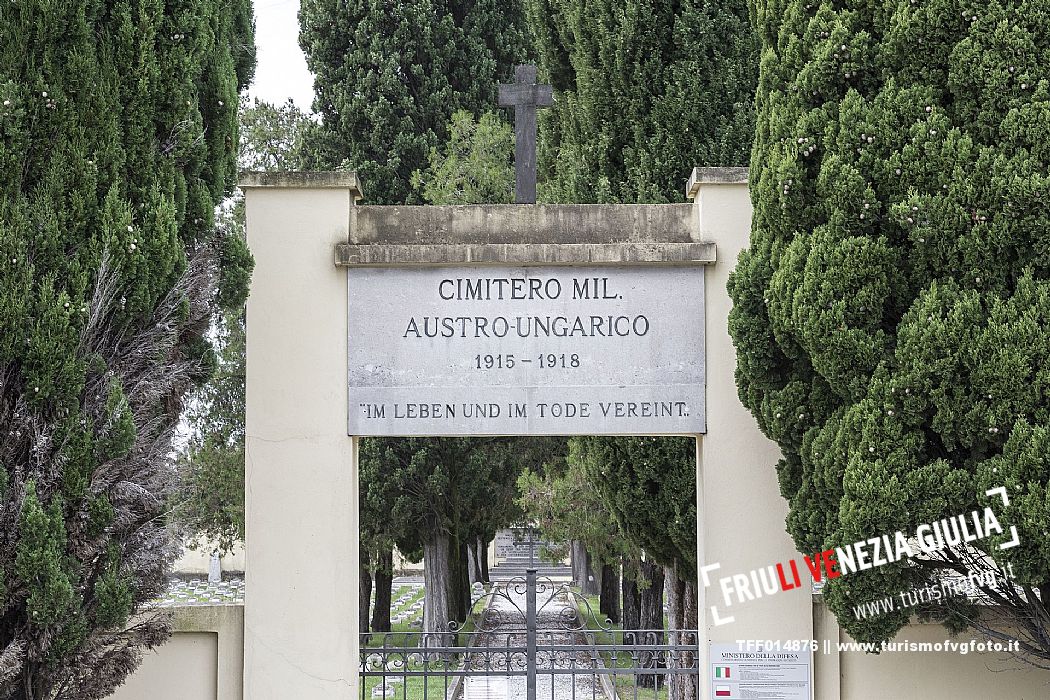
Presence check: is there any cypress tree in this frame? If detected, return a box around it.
[0,1,253,696]
[360,437,525,640]
[517,458,628,591]
[568,436,698,699]
[731,0,1050,660]
[530,0,757,203]
[570,437,696,582]
[298,0,529,204]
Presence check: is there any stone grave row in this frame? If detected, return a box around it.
[369,581,490,630]
[155,576,246,608]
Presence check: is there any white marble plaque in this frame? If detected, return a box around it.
[347,265,705,435]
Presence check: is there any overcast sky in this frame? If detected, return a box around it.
[249,0,315,110]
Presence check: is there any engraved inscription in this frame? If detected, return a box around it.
[347,265,705,436]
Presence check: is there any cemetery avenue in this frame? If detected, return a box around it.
[464,583,605,700]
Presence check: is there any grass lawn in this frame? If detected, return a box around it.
[365,586,427,649]
[579,593,670,700]
[360,586,491,699]
[360,673,456,700]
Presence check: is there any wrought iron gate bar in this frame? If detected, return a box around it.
[363,671,701,678]
[527,570,538,700]
[361,562,699,700]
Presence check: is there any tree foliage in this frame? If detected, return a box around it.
[175,98,311,554]
[411,110,514,205]
[0,0,254,696]
[518,457,627,569]
[523,436,697,697]
[298,0,529,204]
[731,0,1050,664]
[568,437,697,582]
[238,97,312,172]
[361,437,531,630]
[518,454,632,621]
[529,0,757,203]
[174,287,247,555]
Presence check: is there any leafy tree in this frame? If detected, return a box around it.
[238,97,312,172]
[562,437,697,697]
[411,110,514,205]
[174,297,246,555]
[570,437,696,576]
[518,458,628,620]
[730,0,1050,665]
[360,431,566,639]
[361,438,526,639]
[0,0,253,696]
[520,458,668,687]
[529,0,757,203]
[569,438,697,620]
[175,98,311,554]
[357,441,406,637]
[298,0,529,204]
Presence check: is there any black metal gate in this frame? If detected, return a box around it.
[360,569,699,700]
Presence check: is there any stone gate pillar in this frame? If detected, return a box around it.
[689,168,815,698]
[241,172,363,699]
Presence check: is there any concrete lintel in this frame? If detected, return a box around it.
[686,167,749,198]
[239,171,364,201]
[349,203,693,245]
[173,603,244,634]
[335,241,716,267]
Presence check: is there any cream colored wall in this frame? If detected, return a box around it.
[111,633,216,700]
[241,173,361,699]
[689,170,815,698]
[174,540,245,575]
[819,602,1050,700]
[110,605,243,700]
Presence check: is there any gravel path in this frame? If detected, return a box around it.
[464,582,607,700]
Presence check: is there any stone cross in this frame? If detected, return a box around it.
[498,64,553,204]
[525,524,539,568]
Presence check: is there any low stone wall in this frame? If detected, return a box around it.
[813,599,1049,699]
[173,541,246,576]
[109,605,243,700]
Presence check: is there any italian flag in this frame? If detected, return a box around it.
[715,685,732,697]
[714,665,731,678]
